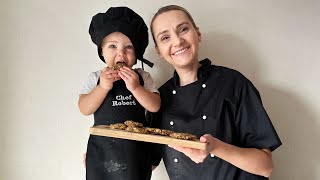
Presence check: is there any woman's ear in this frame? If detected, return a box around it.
[196,27,202,42]
[155,46,163,58]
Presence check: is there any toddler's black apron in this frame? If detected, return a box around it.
[86,72,151,180]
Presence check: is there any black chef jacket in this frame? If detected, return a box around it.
[149,58,282,180]
[86,72,152,180]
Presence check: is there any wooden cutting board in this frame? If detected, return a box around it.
[90,125,208,150]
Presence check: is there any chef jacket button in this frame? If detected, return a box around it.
[202,84,206,88]
[174,158,179,163]
[202,115,207,120]
[172,90,176,94]
[170,121,174,126]
[210,154,215,158]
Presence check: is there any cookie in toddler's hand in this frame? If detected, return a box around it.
[112,62,126,70]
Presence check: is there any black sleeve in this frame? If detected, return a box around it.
[146,111,163,166]
[235,80,282,151]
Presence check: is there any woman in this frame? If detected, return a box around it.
[149,5,282,180]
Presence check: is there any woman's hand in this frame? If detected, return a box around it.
[99,67,121,91]
[118,66,141,92]
[170,134,273,177]
[169,134,216,163]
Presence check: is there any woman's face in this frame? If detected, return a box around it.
[152,10,201,70]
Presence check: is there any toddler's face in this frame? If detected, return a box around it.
[101,32,136,68]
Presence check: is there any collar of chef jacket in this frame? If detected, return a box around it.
[172,58,213,86]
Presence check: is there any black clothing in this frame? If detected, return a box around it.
[89,6,153,67]
[86,72,151,180]
[149,58,281,180]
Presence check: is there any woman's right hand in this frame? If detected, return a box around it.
[168,134,216,163]
[99,67,121,91]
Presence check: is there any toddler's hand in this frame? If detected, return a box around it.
[118,66,140,92]
[83,153,86,168]
[99,67,121,91]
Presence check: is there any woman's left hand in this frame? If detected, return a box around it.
[118,66,140,92]
[169,134,216,163]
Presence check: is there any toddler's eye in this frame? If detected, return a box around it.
[126,45,134,49]
[108,44,116,48]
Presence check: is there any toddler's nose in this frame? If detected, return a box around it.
[117,49,125,57]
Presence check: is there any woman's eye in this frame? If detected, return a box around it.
[108,44,116,48]
[161,36,170,42]
[180,27,189,33]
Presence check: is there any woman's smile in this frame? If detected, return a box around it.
[172,47,190,56]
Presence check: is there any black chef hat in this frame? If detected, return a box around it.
[89,6,153,68]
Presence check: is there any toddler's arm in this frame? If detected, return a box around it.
[78,86,109,115]
[78,67,120,115]
[130,86,160,112]
[118,67,160,112]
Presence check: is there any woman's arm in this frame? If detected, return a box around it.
[170,134,273,178]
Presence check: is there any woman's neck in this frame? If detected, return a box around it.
[176,62,201,86]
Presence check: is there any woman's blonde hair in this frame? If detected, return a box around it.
[150,5,198,45]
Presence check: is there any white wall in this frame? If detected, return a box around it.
[1,0,320,179]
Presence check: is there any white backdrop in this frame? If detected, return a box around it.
[1,0,320,179]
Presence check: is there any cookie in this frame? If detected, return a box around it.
[109,123,127,130]
[169,132,198,140]
[126,126,148,134]
[145,128,173,136]
[145,127,163,135]
[124,120,143,128]
[160,129,174,136]
[112,62,126,70]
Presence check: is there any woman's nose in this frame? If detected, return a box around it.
[173,35,183,46]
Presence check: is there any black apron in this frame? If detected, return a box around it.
[86,71,152,180]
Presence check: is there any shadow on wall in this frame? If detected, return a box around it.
[0,1,13,179]
[260,85,319,180]
[199,32,320,180]
[144,49,174,88]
